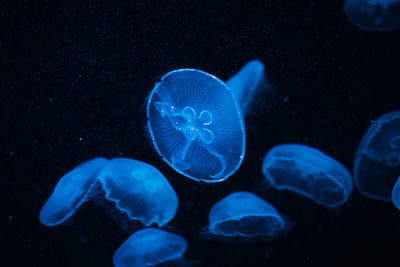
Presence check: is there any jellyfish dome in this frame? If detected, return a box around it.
[113,228,187,267]
[262,144,353,207]
[207,191,285,237]
[97,158,178,226]
[146,68,246,183]
[392,176,400,210]
[225,60,267,117]
[354,111,400,201]
[39,157,108,227]
[344,0,400,31]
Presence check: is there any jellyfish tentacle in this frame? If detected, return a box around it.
[199,142,226,179]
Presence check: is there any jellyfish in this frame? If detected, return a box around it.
[262,144,353,207]
[392,176,400,210]
[97,158,178,226]
[205,191,285,237]
[225,60,269,117]
[113,228,188,267]
[39,157,108,226]
[353,111,400,201]
[146,69,246,183]
[344,0,400,31]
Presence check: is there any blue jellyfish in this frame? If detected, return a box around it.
[262,144,353,207]
[113,228,188,267]
[39,157,108,226]
[225,60,267,117]
[206,191,285,237]
[344,0,400,31]
[354,111,400,201]
[146,69,246,183]
[97,158,178,226]
[392,176,400,210]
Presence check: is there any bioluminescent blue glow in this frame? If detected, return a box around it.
[344,0,400,31]
[354,111,400,201]
[113,228,187,267]
[226,60,267,117]
[39,157,108,226]
[146,68,246,183]
[207,191,285,237]
[262,144,353,207]
[392,176,400,210]
[97,158,178,226]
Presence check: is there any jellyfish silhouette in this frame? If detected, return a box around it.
[113,228,188,267]
[146,69,245,183]
[226,60,270,117]
[344,0,400,31]
[392,176,400,210]
[97,158,178,226]
[354,111,400,201]
[39,157,108,226]
[205,191,285,237]
[262,144,353,207]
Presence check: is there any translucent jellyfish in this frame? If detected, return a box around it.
[146,69,246,183]
[225,60,267,117]
[113,228,187,267]
[206,191,285,237]
[353,111,400,201]
[39,157,108,226]
[262,144,353,207]
[344,0,400,31]
[97,158,178,226]
[392,176,400,209]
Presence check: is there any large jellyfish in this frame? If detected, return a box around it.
[113,228,188,267]
[205,191,285,237]
[225,60,268,117]
[146,69,245,183]
[97,158,178,226]
[262,144,353,207]
[353,111,400,201]
[39,157,108,226]
[344,0,400,31]
[392,176,400,210]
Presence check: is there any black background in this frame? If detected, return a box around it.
[2,0,400,266]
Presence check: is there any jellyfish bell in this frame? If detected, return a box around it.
[226,60,275,117]
[344,0,400,31]
[39,157,108,227]
[354,111,400,201]
[146,68,246,183]
[262,144,353,207]
[96,158,178,227]
[113,228,190,267]
[203,191,286,240]
[392,176,400,210]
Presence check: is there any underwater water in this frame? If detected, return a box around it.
[3,1,400,267]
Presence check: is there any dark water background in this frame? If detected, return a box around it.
[2,0,400,266]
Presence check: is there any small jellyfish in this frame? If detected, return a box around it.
[392,176,400,209]
[354,111,400,201]
[39,157,108,226]
[97,158,178,226]
[146,69,246,183]
[113,228,188,267]
[206,191,285,237]
[262,144,353,207]
[225,60,268,116]
[344,0,400,31]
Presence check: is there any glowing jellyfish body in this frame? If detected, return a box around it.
[354,111,400,201]
[344,0,400,31]
[262,144,353,207]
[147,69,245,183]
[207,191,285,237]
[392,177,400,209]
[39,157,108,226]
[113,228,187,267]
[97,158,178,226]
[226,60,267,116]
